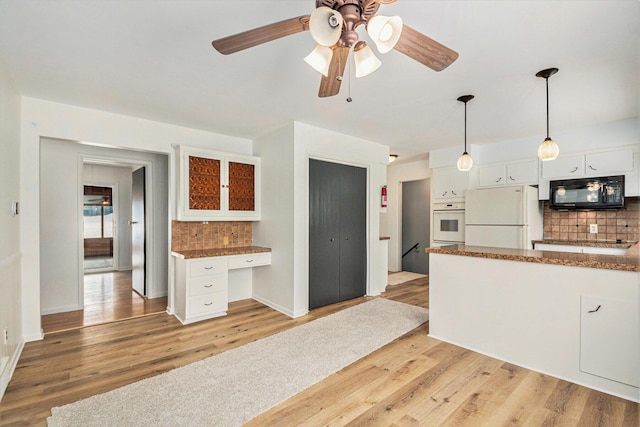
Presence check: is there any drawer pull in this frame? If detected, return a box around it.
[204,284,213,288]
[570,166,578,173]
[204,266,214,270]
[495,177,502,183]
[588,305,601,313]
[246,259,254,263]
[204,302,213,306]
[588,164,597,171]
[509,176,515,181]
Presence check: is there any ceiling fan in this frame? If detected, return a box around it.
[211,0,458,98]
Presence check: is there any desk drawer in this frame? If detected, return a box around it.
[189,258,227,278]
[227,252,271,269]
[188,291,227,317]
[189,275,227,296]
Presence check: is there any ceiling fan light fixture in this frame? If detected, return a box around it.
[304,45,333,76]
[456,94,475,172]
[353,41,381,78]
[367,15,403,53]
[309,6,344,47]
[536,67,559,161]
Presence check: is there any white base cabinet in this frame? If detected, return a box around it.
[173,252,271,324]
[429,253,640,402]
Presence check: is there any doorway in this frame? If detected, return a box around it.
[39,138,169,334]
[309,159,367,309]
[401,179,430,274]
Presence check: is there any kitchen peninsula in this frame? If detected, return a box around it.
[426,244,640,402]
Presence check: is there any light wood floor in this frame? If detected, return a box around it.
[41,271,168,334]
[1,278,637,426]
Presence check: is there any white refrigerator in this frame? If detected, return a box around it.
[465,186,543,249]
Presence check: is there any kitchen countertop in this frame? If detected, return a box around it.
[172,246,271,259]
[426,243,640,272]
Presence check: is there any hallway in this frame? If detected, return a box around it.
[41,271,168,334]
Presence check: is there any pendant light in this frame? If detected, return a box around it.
[536,67,559,161]
[456,95,474,172]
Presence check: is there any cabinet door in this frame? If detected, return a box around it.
[541,155,584,179]
[431,168,450,199]
[585,149,633,176]
[580,295,639,387]
[478,164,506,187]
[449,168,469,199]
[226,155,260,219]
[186,153,223,216]
[506,159,538,184]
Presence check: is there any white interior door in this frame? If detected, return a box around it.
[131,167,146,296]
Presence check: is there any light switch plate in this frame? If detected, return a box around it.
[589,224,598,234]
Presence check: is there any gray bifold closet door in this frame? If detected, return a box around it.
[309,159,366,309]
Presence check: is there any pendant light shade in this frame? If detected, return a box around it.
[353,41,381,78]
[536,67,559,161]
[367,15,403,53]
[456,95,474,172]
[304,45,333,76]
[537,137,559,161]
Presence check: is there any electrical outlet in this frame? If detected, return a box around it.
[590,224,598,234]
[223,236,229,245]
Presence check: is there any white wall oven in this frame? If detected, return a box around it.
[433,202,465,245]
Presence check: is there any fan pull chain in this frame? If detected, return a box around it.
[346,51,353,103]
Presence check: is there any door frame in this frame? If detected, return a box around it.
[77,154,154,309]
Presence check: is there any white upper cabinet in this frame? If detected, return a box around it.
[432,166,468,200]
[478,159,538,187]
[585,149,633,176]
[541,154,584,179]
[538,147,638,199]
[478,164,506,187]
[176,145,261,221]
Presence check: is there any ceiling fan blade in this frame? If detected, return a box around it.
[212,15,310,55]
[318,46,350,98]
[393,25,458,71]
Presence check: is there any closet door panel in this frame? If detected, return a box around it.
[309,159,341,309]
[338,164,367,301]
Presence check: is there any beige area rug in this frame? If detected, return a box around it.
[47,298,429,427]
[388,271,427,286]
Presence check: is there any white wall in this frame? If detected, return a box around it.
[385,158,431,272]
[0,64,23,400]
[252,123,296,314]
[254,122,388,318]
[83,163,134,270]
[21,98,252,341]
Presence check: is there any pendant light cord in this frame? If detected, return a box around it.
[545,77,550,139]
[464,101,468,152]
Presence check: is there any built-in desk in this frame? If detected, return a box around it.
[171,247,271,324]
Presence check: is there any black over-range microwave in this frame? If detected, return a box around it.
[549,175,624,210]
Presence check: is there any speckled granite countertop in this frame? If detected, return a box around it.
[172,246,271,259]
[426,243,640,272]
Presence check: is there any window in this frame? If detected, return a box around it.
[83,186,113,239]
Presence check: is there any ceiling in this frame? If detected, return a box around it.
[0,1,638,160]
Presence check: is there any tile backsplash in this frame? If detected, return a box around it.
[172,220,252,251]
[543,197,639,242]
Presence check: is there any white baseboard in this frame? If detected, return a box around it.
[40,304,82,316]
[251,294,308,319]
